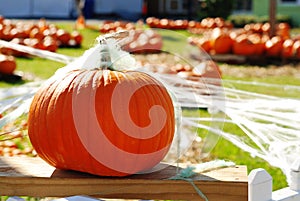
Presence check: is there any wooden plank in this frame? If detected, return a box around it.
[0,156,248,201]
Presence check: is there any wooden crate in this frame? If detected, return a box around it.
[0,156,248,201]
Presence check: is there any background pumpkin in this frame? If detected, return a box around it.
[0,54,16,74]
[233,33,265,56]
[232,34,256,56]
[210,28,232,54]
[281,39,295,58]
[28,69,175,177]
[265,36,284,57]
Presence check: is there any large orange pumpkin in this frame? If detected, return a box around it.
[28,69,175,176]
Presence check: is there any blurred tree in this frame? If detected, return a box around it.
[197,0,234,19]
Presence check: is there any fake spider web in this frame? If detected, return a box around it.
[0,30,300,183]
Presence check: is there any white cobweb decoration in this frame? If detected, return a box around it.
[0,30,300,184]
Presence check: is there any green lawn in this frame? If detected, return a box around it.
[1,21,300,191]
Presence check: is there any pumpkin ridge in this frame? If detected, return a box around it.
[150,77,175,151]
[28,84,50,163]
[64,71,85,170]
[29,78,64,167]
[46,79,66,167]
[44,72,82,168]
[42,79,66,166]
[129,73,174,153]
[72,70,102,173]
[71,70,119,174]
[96,71,173,154]
[128,74,152,154]
[142,82,163,152]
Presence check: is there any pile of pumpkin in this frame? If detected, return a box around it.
[0,115,36,157]
[122,29,163,54]
[146,17,233,31]
[0,16,83,75]
[0,136,36,157]
[99,20,136,33]
[146,17,189,30]
[188,22,300,59]
[0,17,83,55]
[187,17,234,33]
[98,20,163,54]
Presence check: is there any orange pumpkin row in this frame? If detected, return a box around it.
[99,20,136,33]
[0,137,36,157]
[188,17,233,34]
[146,17,233,31]
[243,22,291,39]
[0,37,58,57]
[122,29,163,54]
[146,17,190,30]
[0,17,83,49]
[0,30,83,58]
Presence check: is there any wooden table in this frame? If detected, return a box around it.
[0,156,248,201]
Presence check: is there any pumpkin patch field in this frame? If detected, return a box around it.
[1,18,300,193]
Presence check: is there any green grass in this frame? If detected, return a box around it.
[1,22,299,192]
[209,118,289,190]
[222,75,300,98]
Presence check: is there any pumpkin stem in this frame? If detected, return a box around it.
[97,31,129,71]
[99,38,113,70]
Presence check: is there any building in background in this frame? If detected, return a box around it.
[0,0,74,18]
[253,0,300,26]
[146,0,252,20]
[147,0,195,17]
[0,0,298,26]
[0,0,143,20]
[0,0,247,21]
[233,0,252,14]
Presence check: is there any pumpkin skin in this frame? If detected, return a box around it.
[28,69,175,176]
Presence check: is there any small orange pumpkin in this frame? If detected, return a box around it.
[56,29,71,46]
[276,22,290,39]
[281,39,295,58]
[211,28,233,54]
[28,68,175,176]
[293,40,300,59]
[0,54,16,74]
[265,36,284,57]
[232,34,255,56]
[71,30,83,46]
[196,37,212,53]
[248,34,265,55]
